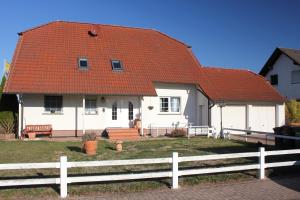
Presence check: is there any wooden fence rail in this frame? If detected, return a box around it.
[0,148,300,198]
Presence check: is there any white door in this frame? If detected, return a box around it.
[251,106,275,132]
[222,105,246,134]
[106,97,139,128]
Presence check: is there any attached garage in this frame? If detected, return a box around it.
[222,105,246,130]
[251,105,276,132]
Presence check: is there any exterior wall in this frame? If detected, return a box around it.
[22,83,209,134]
[210,102,285,134]
[142,83,207,129]
[265,54,300,99]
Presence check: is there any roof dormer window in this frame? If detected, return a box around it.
[111,60,123,71]
[78,58,88,69]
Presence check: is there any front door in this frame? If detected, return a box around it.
[106,97,138,128]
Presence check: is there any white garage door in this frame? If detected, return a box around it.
[251,106,275,132]
[223,105,246,133]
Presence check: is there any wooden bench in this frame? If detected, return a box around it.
[23,125,52,139]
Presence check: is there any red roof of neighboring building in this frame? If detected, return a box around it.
[4,21,200,96]
[198,67,285,103]
[4,21,285,103]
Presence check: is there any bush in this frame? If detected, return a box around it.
[170,129,187,137]
[82,132,97,142]
[286,100,300,124]
[0,111,16,134]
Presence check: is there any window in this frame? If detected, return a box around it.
[112,102,117,120]
[111,60,123,71]
[159,97,180,113]
[44,96,63,113]
[291,70,300,84]
[270,74,278,85]
[78,58,88,69]
[128,102,133,120]
[85,98,97,115]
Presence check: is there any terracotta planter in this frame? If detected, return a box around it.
[115,141,123,152]
[84,140,97,155]
[28,132,36,139]
[0,134,15,140]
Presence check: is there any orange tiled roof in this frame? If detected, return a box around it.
[198,67,285,103]
[4,21,200,95]
[4,21,284,103]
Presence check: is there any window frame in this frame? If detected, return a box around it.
[270,74,278,85]
[85,97,98,115]
[128,101,134,120]
[78,58,89,69]
[44,95,63,114]
[159,96,181,114]
[111,60,123,71]
[112,102,117,120]
[291,70,300,84]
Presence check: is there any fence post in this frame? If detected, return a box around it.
[172,152,179,189]
[60,156,68,198]
[259,147,265,180]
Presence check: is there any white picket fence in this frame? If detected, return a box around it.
[0,147,300,198]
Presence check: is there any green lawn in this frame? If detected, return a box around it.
[0,137,282,198]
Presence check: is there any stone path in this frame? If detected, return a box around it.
[66,175,300,200]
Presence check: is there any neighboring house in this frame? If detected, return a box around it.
[259,47,300,100]
[4,21,285,138]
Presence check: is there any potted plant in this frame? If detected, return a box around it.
[82,132,98,155]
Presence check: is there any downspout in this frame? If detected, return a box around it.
[17,94,23,139]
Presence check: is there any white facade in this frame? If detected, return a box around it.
[20,82,285,136]
[265,54,300,99]
[210,102,285,134]
[21,83,207,134]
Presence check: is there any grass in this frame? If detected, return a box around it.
[0,137,296,199]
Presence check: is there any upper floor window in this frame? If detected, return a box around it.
[78,58,88,69]
[44,95,63,113]
[85,97,97,115]
[159,97,180,113]
[291,70,300,84]
[111,60,123,71]
[270,74,278,85]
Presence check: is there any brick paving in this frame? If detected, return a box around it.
[65,175,300,200]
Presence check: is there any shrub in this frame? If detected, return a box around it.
[0,111,16,134]
[82,132,97,142]
[170,129,187,137]
[286,100,300,124]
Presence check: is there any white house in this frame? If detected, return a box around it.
[259,47,300,100]
[4,21,285,139]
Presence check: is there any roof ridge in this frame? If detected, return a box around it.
[203,66,252,72]
[19,20,191,48]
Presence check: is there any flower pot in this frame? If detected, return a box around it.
[28,132,36,139]
[84,140,97,155]
[115,141,123,152]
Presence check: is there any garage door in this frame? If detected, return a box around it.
[222,105,246,133]
[251,106,275,132]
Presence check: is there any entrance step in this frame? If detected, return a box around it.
[106,128,141,141]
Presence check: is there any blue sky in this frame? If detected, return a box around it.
[1,0,300,75]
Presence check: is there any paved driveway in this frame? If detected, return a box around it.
[66,175,300,200]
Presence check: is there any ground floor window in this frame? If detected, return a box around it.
[85,98,97,115]
[159,97,180,113]
[112,102,117,120]
[128,101,133,120]
[44,95,63,113]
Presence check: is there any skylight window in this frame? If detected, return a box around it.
[111,60,123,71]
[78,58,88,69]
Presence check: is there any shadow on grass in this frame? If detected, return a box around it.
[67,146,82,153]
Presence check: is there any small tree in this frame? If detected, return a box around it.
[286,99,300,124]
